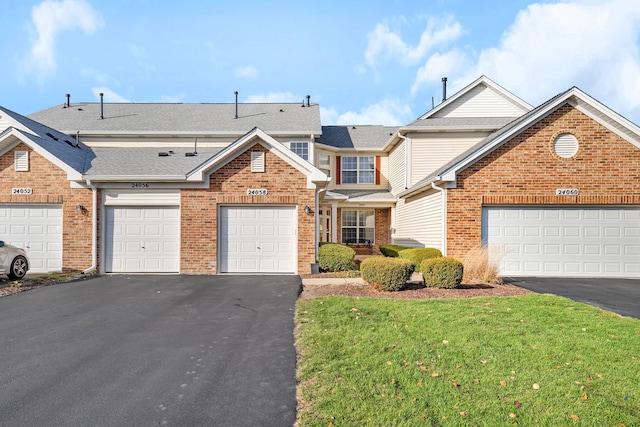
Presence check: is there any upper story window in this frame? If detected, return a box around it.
[342,156,374,184]
[318,153,331,176]
[290,141,309,161]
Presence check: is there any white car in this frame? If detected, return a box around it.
[0,241,30,279]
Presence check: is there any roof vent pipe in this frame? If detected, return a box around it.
[234,91,238,119]
[99,92,104,120]
[442,77,448,102]
[306,95,310,107]
[65,93,70,108]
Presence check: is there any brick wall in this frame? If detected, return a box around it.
[0,143,94,271]
[446,104,640,258]
[181,143,317,274]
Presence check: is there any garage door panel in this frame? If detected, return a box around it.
[106,206,179,273]
[1,205,63,274]
[220,206,297,273]
[483,206,640,278]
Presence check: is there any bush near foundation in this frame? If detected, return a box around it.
[378,244,411,257]
[398,248,442,272]
[360,257,413,292]
[421,257,464,289]
[318,243,356,271]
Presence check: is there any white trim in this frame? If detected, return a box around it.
[103,189,181,206]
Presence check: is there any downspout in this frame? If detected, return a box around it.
[315,187,326,262]
[83,181,98,274]
[431,182,447,255]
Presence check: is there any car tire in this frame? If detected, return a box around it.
[8,256,28,280]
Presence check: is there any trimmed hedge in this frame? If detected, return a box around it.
[360,256,413,292]
[379,244,411,257]
[421,257,464,288]
[398,248,443,272]
[318,243,356,271]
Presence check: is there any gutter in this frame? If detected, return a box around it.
[431,182,447,255]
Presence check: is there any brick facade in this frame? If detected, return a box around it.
[0,143,94,271]
[180,143,317,274]
[445,104,640,258]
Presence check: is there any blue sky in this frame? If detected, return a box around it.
[3,0,640,125]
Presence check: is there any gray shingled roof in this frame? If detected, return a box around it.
[0,106,91,174]
[316,125,399,150]
[404,116,517,130]
[29,102,322,135]
[84,147,223,177]
[402,88,575,195]
[324,189,397,203]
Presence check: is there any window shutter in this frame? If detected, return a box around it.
[251,151,265,172]
[335,155,341,185]
[375,156,381,185]
[14,151,28,172]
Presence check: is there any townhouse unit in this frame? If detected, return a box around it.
[2,76,640,277]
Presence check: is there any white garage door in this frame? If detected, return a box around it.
[219,206,297,273]
[0,205,63,273]
[105,207,180,273]
[482,206,640,277]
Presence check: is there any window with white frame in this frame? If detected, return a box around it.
[341,156,374,184]
[341,210,374,244]
[290,141,309,160]
[318,153,331,176]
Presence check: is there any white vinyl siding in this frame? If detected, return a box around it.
[483,206,640,278]
[0,114,12,133]
[409,133,489,186]
[388,142,406,194]
[432,83,528,118]
[393,190,443,249]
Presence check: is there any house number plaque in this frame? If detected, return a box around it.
[247,188,268,196]
[12,188,32,195]
[556,188,579,196]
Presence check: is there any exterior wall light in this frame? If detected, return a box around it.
[304,205,313,215]
[76,204,84,214]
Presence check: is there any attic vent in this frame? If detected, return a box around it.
[251,151,265,173]
[553,133,579,158]
[45,132,59,141]
[15,150,28,172]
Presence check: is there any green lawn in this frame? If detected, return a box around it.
[295,294,640,426]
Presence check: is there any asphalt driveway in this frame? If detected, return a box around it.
[0,275,300,427]
[505,277,640,319]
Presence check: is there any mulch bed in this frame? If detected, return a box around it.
[299,280,532,300]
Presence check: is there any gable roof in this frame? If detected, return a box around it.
[398,87,640,198]
[416,75,532,121]
[0,106,91,179]
[29,102,322,136]
[316,125,400,150]
[186,127,328,189]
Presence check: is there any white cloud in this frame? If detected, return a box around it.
[365,16,463,68]
[23,0,103,79]
[129,44,147,59]
[334,99,412,126]
[453,0,640,115]
[245,92,301,103]
[411,50,468,95]
[235,65,259,80]
[91,87,130,103]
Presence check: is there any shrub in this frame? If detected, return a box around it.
[398,248,442,272]
[318,243,356,271]
[460,246,501,284]
[360,257,413,292]
[421,257,464,289]
[378,244,411,257]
